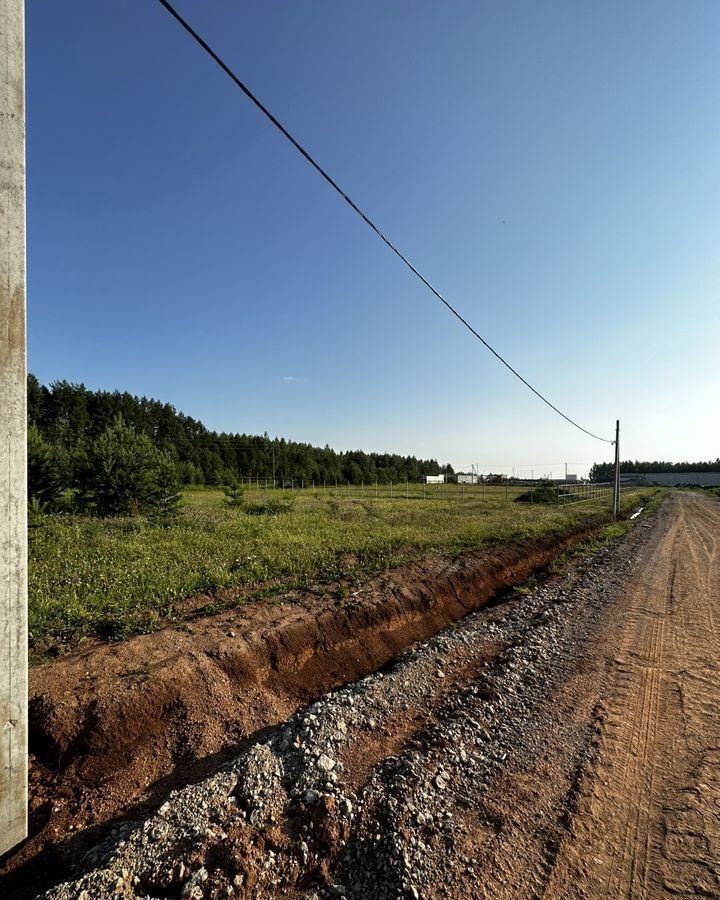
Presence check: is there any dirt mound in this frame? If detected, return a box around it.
[1,526,595,896]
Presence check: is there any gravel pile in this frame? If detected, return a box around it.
[42,522,652,900]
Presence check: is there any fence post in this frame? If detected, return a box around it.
[390,480,393,499]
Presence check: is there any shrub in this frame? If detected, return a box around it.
[514,482,558,505]
[78,417,181,516]
[146,454,184,524]
[244,495,295,516]
[27,496,48,529]
[223,483,246,508]
[28,424,63,506]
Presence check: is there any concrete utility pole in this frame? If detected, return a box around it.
[612,419,621,519]
[1,0,28,856]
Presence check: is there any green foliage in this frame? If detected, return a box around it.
[27,374,450,487]
[147,454,183,525]
[223,484,246,508]
[28,496,48,529]
[27,424,62,506]
[514,482,557,504]
[244,495,295,516]
[28,485,663,658]
[77,417,180,516]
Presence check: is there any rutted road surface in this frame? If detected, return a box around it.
[34,493,720,897]
[548,492,720,898]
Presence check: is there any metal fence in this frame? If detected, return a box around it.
[230,476,631,508]
[556,481,613,506]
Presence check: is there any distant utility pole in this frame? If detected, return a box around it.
[612,419,621,519]
[1,0,28,856]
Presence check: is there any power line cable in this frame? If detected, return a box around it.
[155,0,614,445]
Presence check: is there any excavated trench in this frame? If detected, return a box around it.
[1,522,602,897]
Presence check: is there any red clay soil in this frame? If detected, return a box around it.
[1,526,595,895]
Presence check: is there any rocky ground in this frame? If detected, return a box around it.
[40,508,660,899]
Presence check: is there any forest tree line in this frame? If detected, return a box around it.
[27,376,452,511]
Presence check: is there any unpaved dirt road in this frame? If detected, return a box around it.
[12,492,720,899]
[549,491,720,898]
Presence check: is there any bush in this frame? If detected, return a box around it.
[514,482,558,505]
[223,484,246,508]
[244,495,295,516]
[78,417,181,516]
[147,454,184,524]
[28,424,63,506]
[27,496,48,529]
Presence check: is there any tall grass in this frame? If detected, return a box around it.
[28,486,660,657]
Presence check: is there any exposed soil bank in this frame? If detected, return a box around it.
[2,523,599,894]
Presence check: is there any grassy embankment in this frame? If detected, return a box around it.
[29,484,661,658]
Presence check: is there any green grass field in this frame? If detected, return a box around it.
[28,484,660,658]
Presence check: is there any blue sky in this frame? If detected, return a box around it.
[26,1,720,477]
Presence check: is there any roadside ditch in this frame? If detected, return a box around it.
[2,513,632,897]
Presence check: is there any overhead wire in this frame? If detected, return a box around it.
[155,0,614,445]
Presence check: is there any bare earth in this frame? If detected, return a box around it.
[6,491,719,899]
[548,491,720,898]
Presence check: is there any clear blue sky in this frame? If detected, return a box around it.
[26,1,720,477]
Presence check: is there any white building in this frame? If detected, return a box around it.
[424,474,445,484]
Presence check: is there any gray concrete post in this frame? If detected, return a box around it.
[612,419,621,519]
[0,0,28,856]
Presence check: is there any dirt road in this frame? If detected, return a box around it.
[18,492,720,898]
[548,491,720,898]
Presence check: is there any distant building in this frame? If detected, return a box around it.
[424,474,445,484]
[631,472,720,487]
[565,474,578,483]
[456,473,479,484]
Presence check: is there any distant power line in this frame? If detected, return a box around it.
[156,0,614,445]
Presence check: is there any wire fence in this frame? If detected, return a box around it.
[556,481,613,507]
[227,476,632,508]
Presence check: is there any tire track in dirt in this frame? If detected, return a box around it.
[546,493,720,899]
